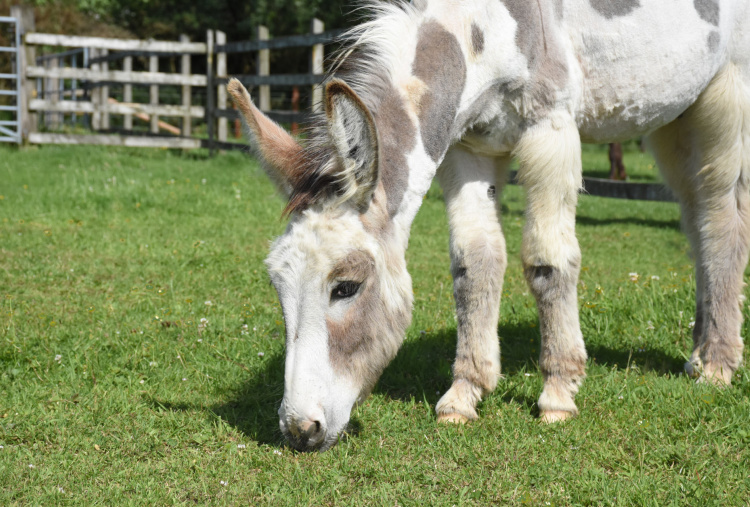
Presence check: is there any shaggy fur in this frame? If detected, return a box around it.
[434,148,509,421]
[230,0,750,451]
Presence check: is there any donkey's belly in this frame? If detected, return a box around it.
[575,85,702,145]
[568,1,729,143]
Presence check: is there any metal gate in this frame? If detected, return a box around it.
[0,16,21,144]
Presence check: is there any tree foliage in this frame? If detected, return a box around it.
[76,0,355,41]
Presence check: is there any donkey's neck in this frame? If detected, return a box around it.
[342,7,474,248]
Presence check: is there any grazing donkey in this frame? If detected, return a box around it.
[228,0,750,451]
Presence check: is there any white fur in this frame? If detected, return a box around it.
[515,112,582,270]
[244,0,750,449]
[267,209,375,448]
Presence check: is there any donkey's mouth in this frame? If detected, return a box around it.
[282,430,340,452]
[281,422,353,452]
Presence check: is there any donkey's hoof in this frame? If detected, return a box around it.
[437,413,470,424]
[540,410,574,423]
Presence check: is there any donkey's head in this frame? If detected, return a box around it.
[228,79,413,451]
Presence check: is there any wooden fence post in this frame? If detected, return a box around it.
[310,18,324,113]
[216,30,227,143]
[12,5,36,142]
[206,29,215,154]
[58,55,66,125]
[82,48,90,129]
[70,53,78,126]
[149,54,159,134]
[47,56,60,129]
[123,55,133,130]
[180,35,191,137]
[101,49,109,129]
[257,25,270,111]
[90,48,101,130]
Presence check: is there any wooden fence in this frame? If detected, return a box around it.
[6,7,676,203]
[12,6,343,151]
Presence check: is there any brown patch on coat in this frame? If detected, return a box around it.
[403,77,429,113]
[470,23,485,57]
[327,255,412,391]
[588,0,640,18]
[412,21,467,162]
[371,83,417,217]
[330,51,418,219]
[707,31,720,52]
[694,0,720,26]
[502,0,569,111]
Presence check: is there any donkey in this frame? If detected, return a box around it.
[228,0,750,451]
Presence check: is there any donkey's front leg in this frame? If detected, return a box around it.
[516,115,587,423]
[435,147,508,423]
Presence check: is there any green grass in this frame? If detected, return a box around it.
[580,140,660,182]
[1,143,748,505]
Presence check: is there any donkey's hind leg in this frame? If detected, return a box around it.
[649,64,750,385]
[435,146,508,423]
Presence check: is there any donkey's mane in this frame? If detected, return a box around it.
[284,0,421,216]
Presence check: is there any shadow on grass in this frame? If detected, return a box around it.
[146,320,685,447]
[586,343,685,375]
[375,322,541,407]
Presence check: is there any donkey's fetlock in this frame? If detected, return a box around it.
[435,379,482,424]
[537,376,580,423]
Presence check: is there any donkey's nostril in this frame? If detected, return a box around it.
[298,418,323,438]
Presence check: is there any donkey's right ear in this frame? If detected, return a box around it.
[227,78,302,197]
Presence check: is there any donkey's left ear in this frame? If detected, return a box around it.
[325,79,380,211]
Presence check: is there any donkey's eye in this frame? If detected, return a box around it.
[332,281,361,300]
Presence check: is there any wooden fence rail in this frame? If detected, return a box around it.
[25,32,208,53]
[14,6,339,150]
[27,66,209,86]
[216,28,345,53]
[29,98,205,117]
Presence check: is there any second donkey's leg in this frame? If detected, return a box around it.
[515,114,587,422]
[435,147,508,423]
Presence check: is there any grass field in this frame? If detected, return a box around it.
[1,143,748,505]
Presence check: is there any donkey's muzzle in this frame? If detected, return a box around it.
[279,410,328,451]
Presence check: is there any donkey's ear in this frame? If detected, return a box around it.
[325,79,380,211]
[227,78,302,197]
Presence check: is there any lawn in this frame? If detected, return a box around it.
[1,143,748,505]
